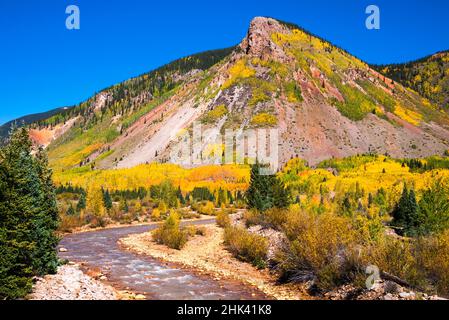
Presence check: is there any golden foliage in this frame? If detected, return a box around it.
[394,104,423,126]
[222,59,255,89]
[250,113,278,127]
[86,187,106,219]
[202,105,228,123]
[54,163,250,194]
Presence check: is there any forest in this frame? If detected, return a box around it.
[2,126,449,299]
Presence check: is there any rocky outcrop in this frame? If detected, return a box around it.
[240,17,292,63]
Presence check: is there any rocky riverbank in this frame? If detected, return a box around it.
[28,263,118,300]
[119,224,309,300]
[120,217,446,301]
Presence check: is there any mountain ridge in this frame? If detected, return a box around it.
[6,17,449,171]
[374,50,449,110]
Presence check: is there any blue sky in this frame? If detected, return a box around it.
[0,0,448,125]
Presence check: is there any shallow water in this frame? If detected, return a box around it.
[59,220,268,300]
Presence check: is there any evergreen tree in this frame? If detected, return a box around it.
[273,177,290,209]
[0,128,59,299]
[246,162,290,212]
[246,163,274,212]
[176,186,185,205]
[392,184,419,236]
[33,147,59,275]
[342,193,352,213]
[76,192,86,212]
[102,189,113,211]
[405,189,419,233]
[121,199,129,213]
[66,204,76,216]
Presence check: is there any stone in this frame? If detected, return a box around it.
[399,292,412,299]
[59,247,68,252]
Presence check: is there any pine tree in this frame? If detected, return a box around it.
[102,189,113,211]
[33,147,59,275]
[66,204,75,216]
[342,193,352,213]
[176,187,185,205]
[392,184,419,236]
[273,177,290,209]
[392,184,409,230]
[246,162,290,212]
[405,189,419,234]
[246,163,274,212]
[76,192,86,212]
[0,128,59,299]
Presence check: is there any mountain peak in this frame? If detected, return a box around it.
[240,17,291,62]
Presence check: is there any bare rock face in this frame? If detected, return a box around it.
[240,17,292,63]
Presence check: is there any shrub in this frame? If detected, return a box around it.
[177,208,201,219]
[202,105,228,123]
[59,215,84,233]
[284,81,303,103]
[151,208,162,221]
[250,113,278,127]
[186,226,207,237]
[249,90,270,106]
[152,212,188,250]
[192,201,215,215]
[262,208,289,230]
[216,209,231,228]
[274,209,361,291]
[223,226,268,269]
[272,206,449,296]
[363,237,424,289]
[243,209,263,227]
[416,231,449,295]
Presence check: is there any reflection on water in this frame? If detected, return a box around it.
[59,221,268,300]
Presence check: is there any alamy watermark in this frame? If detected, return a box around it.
[66,5,80,30]
[366,5,380,30]
[169,122,279,175]
[366,265,381,289]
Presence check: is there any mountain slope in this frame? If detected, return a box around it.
[374,51,449,110]
[33,47,234,170]
[21,17,449,171]
[0,107,70,141]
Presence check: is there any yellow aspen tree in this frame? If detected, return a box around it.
[86,187,106,218]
